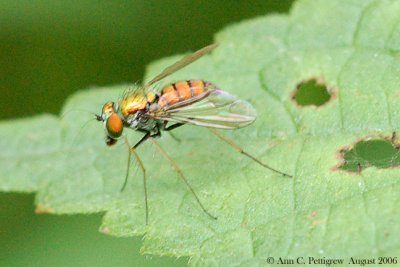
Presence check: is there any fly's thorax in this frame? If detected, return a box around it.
[117,90,159,130]
[158,80,213,108]
[119,91,156,118]
[119,96,146,118]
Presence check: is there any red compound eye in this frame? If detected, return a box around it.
[106,113,123,138]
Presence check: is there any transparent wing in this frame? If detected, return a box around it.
[143,43,218,89]
[152,89,257,129]
[121,44,218,101]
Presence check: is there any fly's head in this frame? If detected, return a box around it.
[96,101,123,146]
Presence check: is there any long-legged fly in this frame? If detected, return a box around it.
[96,44,292,224]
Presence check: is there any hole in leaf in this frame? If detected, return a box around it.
[292,79,331,106]
[337,135,400,173]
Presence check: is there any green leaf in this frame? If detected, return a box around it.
[2,0,400,265]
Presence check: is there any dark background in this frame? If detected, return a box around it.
[0,1,294,266]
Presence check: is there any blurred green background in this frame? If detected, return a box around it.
[0,1,293,266]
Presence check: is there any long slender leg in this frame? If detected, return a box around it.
[121,130,160,193]
[163,122,184,131]
[207,128,293,178]
[120,131,150,192]
[149,137,217,220]
[132,130,162,149]
[163,122,184,142]
[133,131,151,149]
[120,140,132,192]
[122,136,149,225]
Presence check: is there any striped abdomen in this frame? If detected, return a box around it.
[158,80,211,108]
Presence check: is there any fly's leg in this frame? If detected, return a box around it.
[122,136,149,225]
[120,138,133,192]
[207,128,293,178]
[163,122,184,131]
[163,122,184,142]
[119,131,150,191]
[121,129,161,223]
[132,129,162,149]
[133,131,151,149]
[149,137,217,220]
[121,129,161,192]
